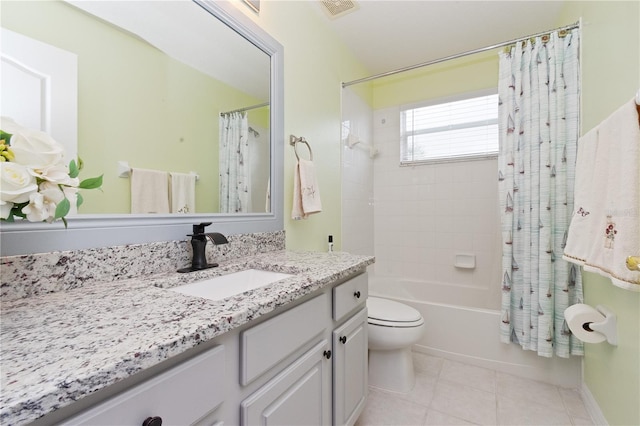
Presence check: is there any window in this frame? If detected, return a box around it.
[400,92,499,164]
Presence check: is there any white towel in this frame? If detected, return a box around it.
[130,168,170,214]
[170,172,196,214]
[292,159,322,220]
[562,127,600,265]
[563,98,640,291]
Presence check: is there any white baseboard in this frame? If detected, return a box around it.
[581,382,608,426]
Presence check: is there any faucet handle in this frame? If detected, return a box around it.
[192,222,212,234]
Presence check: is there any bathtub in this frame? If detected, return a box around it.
[368,274,582,388]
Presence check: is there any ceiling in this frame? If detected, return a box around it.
[312,1,567,79]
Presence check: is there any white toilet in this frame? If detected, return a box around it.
[367,296,426,393]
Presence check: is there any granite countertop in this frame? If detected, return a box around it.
[0,250,374,425]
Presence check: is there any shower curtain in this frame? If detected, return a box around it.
[219,112,250,213]
[498,29,583,358]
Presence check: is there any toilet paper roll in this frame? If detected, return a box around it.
[564,304,607,344]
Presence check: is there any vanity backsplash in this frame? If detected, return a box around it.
[1,230,285,302]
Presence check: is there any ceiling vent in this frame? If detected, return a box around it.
[320,0,359,19]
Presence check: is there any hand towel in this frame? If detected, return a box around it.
[130,168,170,214]
[170,172,196,214]
[292,159,322,220]
[564,98,640,291]
[562,126,600,265]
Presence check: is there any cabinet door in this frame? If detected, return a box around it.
[241,340,331,426]
[333,308,368,426]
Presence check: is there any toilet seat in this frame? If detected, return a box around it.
[367,297,424,328]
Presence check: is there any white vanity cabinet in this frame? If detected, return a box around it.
[55,271,369,426]
[331,273,368,426]
[239,293,332,425]
[240,339,332,425]
[239,271,368,426]
[332,308,368,426]
[60,345,226,426]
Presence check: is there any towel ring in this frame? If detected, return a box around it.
[289,135,313,161]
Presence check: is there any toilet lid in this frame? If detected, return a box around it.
[367,297,423,325]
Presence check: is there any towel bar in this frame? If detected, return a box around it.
[117,161,199,180]
[289,135,313,161]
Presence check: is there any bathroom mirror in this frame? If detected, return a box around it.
[0,0,284,256]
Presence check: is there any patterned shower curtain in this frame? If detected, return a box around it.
[498,29,583,358]
[219,112,250,213]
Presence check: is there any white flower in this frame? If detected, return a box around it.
[21,182,78,223]
[10,128,65,171]
[1,118,102,225]
[0,200,13,220]
[32,163,79,187]
[0,116,27,135]
[0,161,38,209]
[41,181,77,205]
[21,192,53,222]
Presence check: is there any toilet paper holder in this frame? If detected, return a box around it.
[587,305,618,346]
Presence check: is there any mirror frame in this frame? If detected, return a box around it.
[0,0,284,256]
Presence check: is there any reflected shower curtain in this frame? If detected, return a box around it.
[498,29,583,358]
[219,112,250,213]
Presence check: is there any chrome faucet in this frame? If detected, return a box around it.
[178,222,229,273]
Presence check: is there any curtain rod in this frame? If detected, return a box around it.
[342,21,580,88]
[220,101,269,116]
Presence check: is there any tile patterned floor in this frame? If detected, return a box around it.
[355,352,595,426]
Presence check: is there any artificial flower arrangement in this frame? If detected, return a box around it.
[0,117,102,227]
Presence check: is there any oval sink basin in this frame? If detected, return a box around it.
[169,269,293,301]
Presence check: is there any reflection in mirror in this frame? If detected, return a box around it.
[1,0,271,214]
[0,0,284,256]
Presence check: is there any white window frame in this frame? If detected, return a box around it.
[400,89,499,165]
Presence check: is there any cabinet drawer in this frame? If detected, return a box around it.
[240,294,328,386]
[62,345,225,426]
[333,272,368,321]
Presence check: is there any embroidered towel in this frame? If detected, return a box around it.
[130,168,170,214]
[292,159,322,220]
[564,98,640,291]
[170,172,196,214]
[562,127,600,265]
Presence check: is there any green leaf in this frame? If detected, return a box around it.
[0,130,13,143]
[61,216,68,229]
[79,175,103,189]
[76,192,84,208]
[55,197,71,219]
[69,159,79,178]
[77,157,84,170]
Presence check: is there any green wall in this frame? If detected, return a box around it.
[246,1,640,423]
[558,2,640,425]
[371,49,499,109]
[2,1,262,214]
[238,1,369,251]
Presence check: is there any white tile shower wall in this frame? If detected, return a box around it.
[373,106,501,309]
[341,88,375,256]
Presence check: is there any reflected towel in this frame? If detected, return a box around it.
[130,168,170,214]
[170,172,196,214]
[563,98,640,291]
[292,159,322,220]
